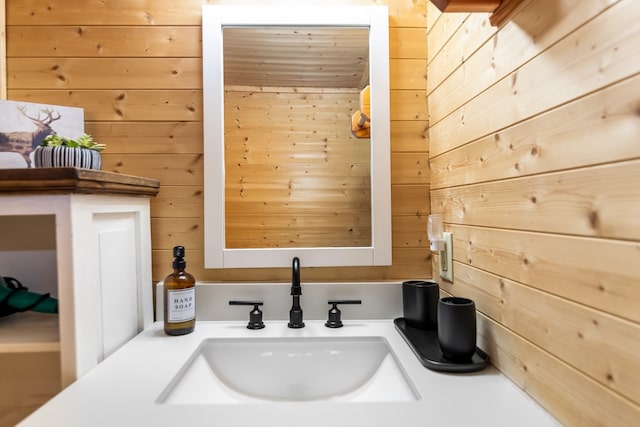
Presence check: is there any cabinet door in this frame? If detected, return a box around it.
[94,212,141,360]
[68,196,153,384]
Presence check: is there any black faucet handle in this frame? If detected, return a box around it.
[229,300,265,329]
[325,300,362,328]
[328,300,362,306]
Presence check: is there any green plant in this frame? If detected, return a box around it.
[41,133,106,152]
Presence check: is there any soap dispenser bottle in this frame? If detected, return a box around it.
[163,246,196,336]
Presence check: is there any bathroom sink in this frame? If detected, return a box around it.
[157,336,418,404]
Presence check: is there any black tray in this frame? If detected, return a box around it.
[394,317,490,373]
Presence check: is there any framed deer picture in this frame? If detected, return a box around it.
[0,100,84,168]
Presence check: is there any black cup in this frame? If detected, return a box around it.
[402,280,439,330]
[437,297,477,362]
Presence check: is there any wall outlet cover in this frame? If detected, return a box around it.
[439,232,453,282]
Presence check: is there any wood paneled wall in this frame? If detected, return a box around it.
[427,0,640,425]
[4,0,430,282]
[0,0,5,99]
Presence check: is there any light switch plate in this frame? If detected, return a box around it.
[439,232,453,282]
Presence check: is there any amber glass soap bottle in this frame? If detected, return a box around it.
[163,246,196,335]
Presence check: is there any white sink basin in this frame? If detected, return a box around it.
[157,336,418,404]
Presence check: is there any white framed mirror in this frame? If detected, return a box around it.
[202,3,391,268]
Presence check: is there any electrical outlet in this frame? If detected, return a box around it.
[439,232,453,282]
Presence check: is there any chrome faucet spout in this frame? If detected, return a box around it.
[288,257,304,328]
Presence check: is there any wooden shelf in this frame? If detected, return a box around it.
[0,312,60,353]
[489,0,528,26]
[430,0,528,27]
[0,167,160,197]
[430,0,499,12]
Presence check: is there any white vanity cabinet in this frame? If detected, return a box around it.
[0,168,159,425]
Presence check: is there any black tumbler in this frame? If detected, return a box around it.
[402,280,439,329]
[437,297,477,361]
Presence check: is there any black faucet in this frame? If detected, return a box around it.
[288,256,304,328]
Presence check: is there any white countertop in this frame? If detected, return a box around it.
[19,320,560,427]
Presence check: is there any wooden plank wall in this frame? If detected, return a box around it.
[427,0,640,425]
[4,0,430,282]
[0,0,6,99]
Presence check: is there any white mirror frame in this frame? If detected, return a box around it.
[202,4,391,268]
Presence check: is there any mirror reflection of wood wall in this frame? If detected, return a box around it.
[223,27,372,249]
[224,87,371,249]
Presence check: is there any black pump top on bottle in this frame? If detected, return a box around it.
[172,245,186,269]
